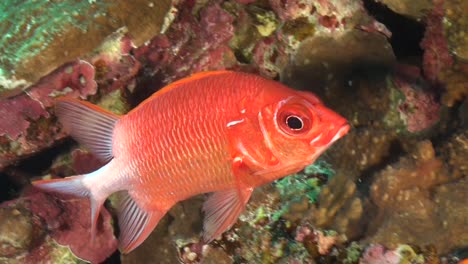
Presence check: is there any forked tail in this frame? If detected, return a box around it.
[33,97,169,253]
[32,170,107,239]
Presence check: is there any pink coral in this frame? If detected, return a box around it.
[420,0,453,82]
[134,1,237,86]
[89,31,141,93]
[0,60,96,140]
[360,244,401,264]
[252,37,288,79]
[0,60,97,170]
[295,226,338,255]
[0,30,140,171]
[0,189,117,263]
[71,149,105,175]
[393,76,440,133]
[27,60,97,108]
[0,94,49,140]
[27,190,118,263]
[269,0,314,21]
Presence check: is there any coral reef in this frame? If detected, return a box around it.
[420,0,468,107]
[307,174,365,240]
[0,29,135,171]
[387,72,440,133]
[375,0,433,19]
[0,60,96,170]
[0,0,171,83]
[420,0,453,83]
[0,190,117,263]
[360,244,424,264]
[366,134,468,254]
[0,0,467,263]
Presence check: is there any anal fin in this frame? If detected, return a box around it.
[202,187,253,243]
[117,192,167,253]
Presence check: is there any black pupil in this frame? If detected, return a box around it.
[286,116,303,130]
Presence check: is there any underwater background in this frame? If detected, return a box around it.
[0,0,467,263]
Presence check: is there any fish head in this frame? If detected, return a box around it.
[252,87,350,180]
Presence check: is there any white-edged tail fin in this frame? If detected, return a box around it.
[55,97,120,162]
[32,176,89,197]
[32,172,106,239]
[117,192,167,253]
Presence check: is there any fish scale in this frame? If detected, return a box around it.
[122,98,234,206]
[33,71,349,255]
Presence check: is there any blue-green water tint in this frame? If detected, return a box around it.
[0,0,108,77]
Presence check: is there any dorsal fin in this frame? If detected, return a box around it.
[55,97,120,162]
[143,71,233,102]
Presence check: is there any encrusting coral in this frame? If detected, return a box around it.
[366,132,468,254]
[308,175,365,240]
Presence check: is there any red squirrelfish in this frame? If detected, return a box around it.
[33,71,349,253]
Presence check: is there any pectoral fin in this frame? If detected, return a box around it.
[202,187,253,242]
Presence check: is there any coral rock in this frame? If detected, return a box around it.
[360,244,424,264]
[0,190,118,263]
[420,0,453,83]
[366,133,468,254]
[0,0,171,83]
[376,0,433,19]
[0,206,42,258]
[0,60,96,170]
[391,75,440,133]
[134,1,237,88]
[308,173,365,240]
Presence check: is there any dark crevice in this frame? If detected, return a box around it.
[0,172,19,202]
[363,0,426,60]
[14,140,74,175]
[0,140,75,203]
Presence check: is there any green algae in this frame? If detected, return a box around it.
[269,161,334,222]
[343,242,363,264]
[275,161,335,203]
[383,77,407,133]
[0,0,108,77]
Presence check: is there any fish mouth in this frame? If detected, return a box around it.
[309,123,350,146]
[331,123,350,143]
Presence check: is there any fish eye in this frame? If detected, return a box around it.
[286,115,303,130]
[277,108,312,136]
